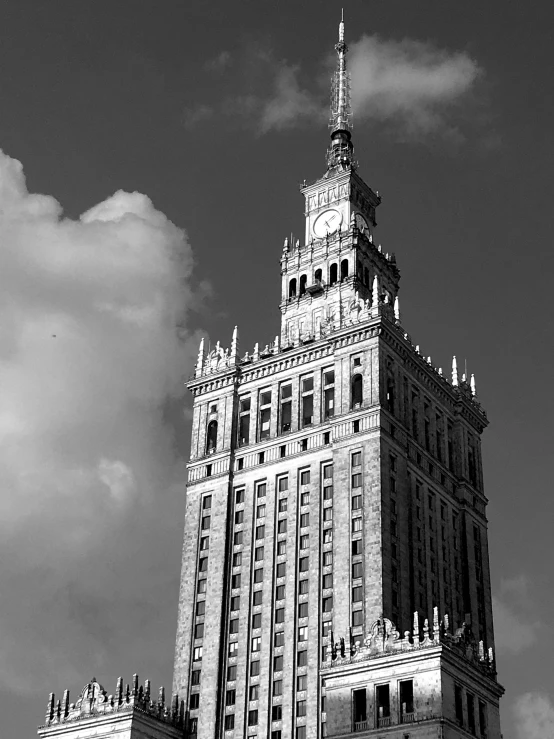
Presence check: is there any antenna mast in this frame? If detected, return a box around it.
[327,11,355,171]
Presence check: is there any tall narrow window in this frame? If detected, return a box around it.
[238,397,251,446]
[353,688,367,726]
[315,268,322,283]
[280,383,292,433]
[399,680,414,720]
[447,423,454,469]
[206,420,218,454]
[259,390,272,440]
[341,258,349,280]
[478,700,487,737]
[467,693,475,734]
[302,376,314,427]
[323,369,335,418]
[329,263,338,285]
[299,274,307,296]
[376,685,390,723]
[411,391,419,440]
[386,372,395,414]
[289,278,297,298]
[352,374,363,408]
[455,684,464,726]
[424,403,431,451]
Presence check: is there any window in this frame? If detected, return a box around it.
[250,660,260,677]
[193,646,203,661]
[478,700,487,737]
[195,623,204,639]
[255,546,264,562]
[234,510,243,525]
[323,485,333,500]
[252,613,262,629]
[229,618,239,634]
[297,674,307,691]
[224,715,235,731]
[352,451,362,467]
[467,693,476,735]
[259,391,272,440]
[302,376,314,427]
[299,556,309,572]
[352,586,363,602]
[231,574,241,589]
[323,506,333,521]
[273,679,283,696]
[251,636,261,652]
[352,539,362,555]
[189,718,198,735]
[228,641,238,657]
[277,540,286,555]
[206,420,218,454]
[272,704,282,720]
[200,536,209,551]
[278,519,287,534]
[278,477,289,492]
[227,665,236,681]
[298,601,309,617]
[280,383,292,433]
[300,469,311,485]
[248,710,258,726]
[274,630,285,647]
[352,609,363,626]
[352,562,363,579]
[298,626,308,641]
[249,684,259,700]
[279,498,288,512]
[276,584,285,600]
[353,688,367,723]
[202,515,211,530]
[275,608,285,623]
[239,397,251,446]
[190,693,200,709]
[253,589,263,604]
[323,573,333,589]
[352,494,362,510]
[353,356,361,367]
[323,465,333,479]
[399,680,414,718]
[340,258,349,280]
[376,684,390,720]
[192,669,201,685]
[300,534,309,549]
[323,551,333,566]
[329,263,338,285]
[297,650,308,666]
[455,684,464,726]
[197,579,206,594]
[254,568,264,585]
[351,374,363,408]
[237,457,244,470]
[272,731,282,739]
[299,273,307,296]
[352,517,362,532]
[274,655,284,671]
[276,563,286,578]
[299,578,309,594]
[233,531,243,546]
[289,278,297,298]
[324,373,335,418]
[199,557,208,573]
[300,513,310,527]
[297,700,307,717]
[226,689,236,706]
[323,596,333,612]
[257,504,266,518]
[352,473,362,488]
[203,495,212,510]
[257,482,267,498]
[256,525,265,540]
[323,528,332,543]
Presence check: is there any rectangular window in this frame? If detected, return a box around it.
[352,473,362,488]
[352,494,362,510]
[231,574,241,589]
[190,693,199,709]
[251,636,261,652]
[229,619,239,634]
[297,726,307,739]
[300,470,311,486]
[252,613,262,629]
[323,465,333,479]
[276,584,285,600]
[277,540,286,555]
[352,609,364,626]
[272,704,282,720]
[272,730,282,739]
[248,710,258,726]
[201,515,211,530]
[202,495,212,510]
[352,539,361,555]
[300,513,310,527]
[467,693,475,734]
[299,578,309,594]
[352,452,362,467]
[323,551,333,566]
[455,684,464,726]
[233,531,243,546]
[299,557,309,572]
[353,688,367,723]
[226,665,236,681]
[198,557,208,573]
[323,507,333,521]
[300,492,310,507]
[224,715,235,731]
[352,562,363,579]
[192,669,201,685]
[280,383,292,433]
[250,660,260,677]
[274,655,284,671]
[200,536,209,551]
[274,630,284,647]
[322,573,333,589]
[297,650,308,667]
[228,641,238,657]
[352,517,362,533]
[278,477,289,492]
[238,410,250,446]
[399,680,414,717]
[257,504,266,518]
[256,525,265,540]
[376,684,390,720]
[193,646,203,661]
[249,684,259,701]
[257,482,267,498]
[302,394,313,427]
[298,626,308,641]
[323,596,333,612]
[323,528,332,543]
[234,510,243,525]
[254,568,263,584]
[276,563,286,578]
[232,552,242,567]
[323,484,333,500]
[278,519,287,534]
[189,718,198,735]
[279,498,288,512]
[297,674,307,691]
[298,603,309,619]
[324,387,335,418]
[225,689,236,706]
[197,579,206,594]
[352,585,363,603]
[275,608,285,624]
[297,700,307,717]
[273,679,283,697]
[300,534,309,549]
[478,700,487,736]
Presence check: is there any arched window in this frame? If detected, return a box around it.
[351,374,363,409]
[341,259,349,280]
[329,263,338,285]
[289,278,297,299]
[299,274,307,296]
[314,268,322,284]
[364,267,369,287]
[206,420,218,454]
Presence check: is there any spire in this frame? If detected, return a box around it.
[452,356,459,386]
[327,12,354,170]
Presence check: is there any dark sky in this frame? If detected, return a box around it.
[0,2,552,737]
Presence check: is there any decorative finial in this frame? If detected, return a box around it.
[327,13,354,170]
[394,295,400,321]
[470,373,477,396]
[195,337,205,377]
[452,356,459,386]
[230,326,239,364]
[371,275,379,307]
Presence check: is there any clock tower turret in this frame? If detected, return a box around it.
[280,16,398,345]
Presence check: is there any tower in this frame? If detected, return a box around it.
[173,15,503,739]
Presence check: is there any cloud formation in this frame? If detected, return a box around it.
[514,693,554,738]
[0,150,200,693]
[187,34,482,141]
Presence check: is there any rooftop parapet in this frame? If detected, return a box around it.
[323,607,496,680]
[40,675,183,730]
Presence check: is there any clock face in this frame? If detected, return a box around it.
[313,208,342,238]
[355,212,369,234]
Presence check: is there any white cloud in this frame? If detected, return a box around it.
[349,35,481,139]
[0,149,201,692]
[514,693,554,739]
[258,62,324,134]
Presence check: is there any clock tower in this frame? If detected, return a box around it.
[281,16,397,347]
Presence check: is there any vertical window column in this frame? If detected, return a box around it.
[350,453,364,629]
[323,369,335,420]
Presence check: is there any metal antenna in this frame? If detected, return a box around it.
[327,13,355,170]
